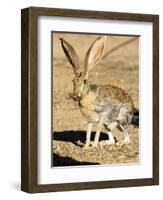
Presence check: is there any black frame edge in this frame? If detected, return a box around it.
[21,8,30,192]
[152,15,159,185]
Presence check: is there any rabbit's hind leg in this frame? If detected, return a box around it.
[103,122,117,145]
[119,124,131,144]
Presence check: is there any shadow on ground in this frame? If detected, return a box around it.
[53,130,109,143]
[53,153,99,167]
[53,130,108,166]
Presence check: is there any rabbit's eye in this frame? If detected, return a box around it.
[83,79,87,84]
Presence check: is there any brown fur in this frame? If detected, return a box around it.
[78,84,134,124]
[79,88,99,122]
[97,85,134,113]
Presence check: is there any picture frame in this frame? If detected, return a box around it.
[21,7,159,193]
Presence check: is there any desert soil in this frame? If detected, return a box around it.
[52,33,139,167]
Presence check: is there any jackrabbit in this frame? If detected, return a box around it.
[60,36,137,149]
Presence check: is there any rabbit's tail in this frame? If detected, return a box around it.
[131,108,139,127]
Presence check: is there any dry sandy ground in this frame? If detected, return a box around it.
[52,33,139,167]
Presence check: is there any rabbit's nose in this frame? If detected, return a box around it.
[73,94,81,101]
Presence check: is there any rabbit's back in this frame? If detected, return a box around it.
[94,85,134,124]
[96,85,134,111]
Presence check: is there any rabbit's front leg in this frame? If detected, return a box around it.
[83,122,92,149]
[92,118,105,147]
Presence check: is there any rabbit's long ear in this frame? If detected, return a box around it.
[60,36,80,76]
[84,36,106,78]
